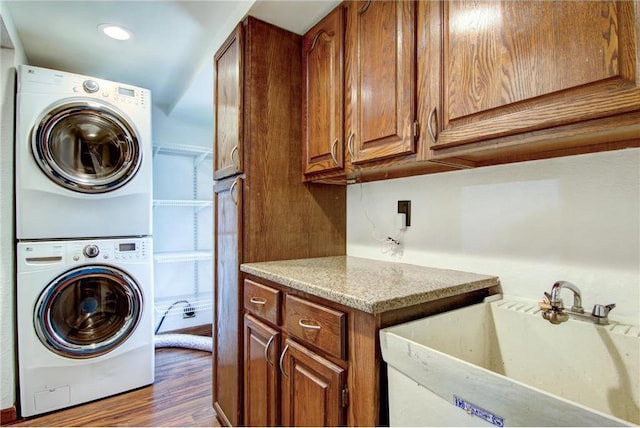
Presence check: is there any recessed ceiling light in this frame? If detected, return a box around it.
[98,24,132,41]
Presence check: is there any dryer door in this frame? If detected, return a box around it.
[32,99,141,194]
[35,265,144,359]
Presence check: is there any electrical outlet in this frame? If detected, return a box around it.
[183,305,196,319]
[397,200,411,227]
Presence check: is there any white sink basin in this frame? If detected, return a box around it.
[380,296,640,426]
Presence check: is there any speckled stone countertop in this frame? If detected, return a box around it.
[240,256,500,314]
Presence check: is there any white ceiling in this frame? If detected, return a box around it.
[2,0,340,126]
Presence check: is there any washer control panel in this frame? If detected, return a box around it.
[68,239,150,263]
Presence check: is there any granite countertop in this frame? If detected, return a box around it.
[240,256,500,314]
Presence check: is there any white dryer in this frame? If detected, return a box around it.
[17,237,154,417]
[15,65,152,240]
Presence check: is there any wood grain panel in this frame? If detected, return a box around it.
[347,309,381,427]
[213,177,243,427]
[214,25,243,180]
[303,5,345,175]
[242,17,345,264]
[432,0,640,150]
[446,1,619,121]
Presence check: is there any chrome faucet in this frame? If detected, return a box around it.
[541,281,616,325]
[545,280,584,313]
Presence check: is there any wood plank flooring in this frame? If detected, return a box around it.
[11,347,220,427]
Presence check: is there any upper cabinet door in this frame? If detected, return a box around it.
[214,24,244,180]
[303,6,345,175]
[432,0,640,150]
[346,1,417,164]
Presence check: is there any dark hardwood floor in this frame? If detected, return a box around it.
[11,347,220,427]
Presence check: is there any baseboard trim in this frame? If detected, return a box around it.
[160,323,212,337]
[1,406,17,425]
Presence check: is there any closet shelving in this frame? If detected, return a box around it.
[152,143,213,330]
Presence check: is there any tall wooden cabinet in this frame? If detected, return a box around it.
[212,17,346,427]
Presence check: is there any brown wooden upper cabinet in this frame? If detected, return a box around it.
[214,25,243,180]
[346,1,417,164]
[423,0,640,161]
[302,6,345,175]
[302,1,419,180]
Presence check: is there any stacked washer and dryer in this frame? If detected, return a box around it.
[15,65,155,417]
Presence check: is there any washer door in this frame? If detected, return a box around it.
[32,99,141,193]
[34,265,143,359]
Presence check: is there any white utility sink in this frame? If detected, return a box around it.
[380,296,640,427]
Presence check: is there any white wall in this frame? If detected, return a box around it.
[1,6,26,413]
[347,149,640,325]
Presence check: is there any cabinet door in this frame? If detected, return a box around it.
[431,0,640,151]
[214,24,243,180]
[213,177,243,426]
[281,339,346,427]
[244,315,280,427]
[346,1,416,164]
[302,6,345,175]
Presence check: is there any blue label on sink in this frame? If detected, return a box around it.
[454,396,504,427]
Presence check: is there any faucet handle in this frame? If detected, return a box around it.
[592,303,616,318]
[544,291,563,309]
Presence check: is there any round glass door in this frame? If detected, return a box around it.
[32,99,141,193]
[35,265,143,359]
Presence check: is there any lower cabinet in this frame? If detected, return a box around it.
[280,339,346,427]
[243,315,280,427]
[243,279,347,427]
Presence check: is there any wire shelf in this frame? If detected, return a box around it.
[154,251,212,263]
[153,199,213,208]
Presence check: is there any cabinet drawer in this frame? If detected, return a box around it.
[285,295,346,360]
[243,279,281,325]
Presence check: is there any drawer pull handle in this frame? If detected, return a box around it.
[264,335,275,366]
[250,297,267,305]
[298,319,321,330]
[279,344,290,377]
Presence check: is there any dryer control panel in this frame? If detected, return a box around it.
[19,65,150,109]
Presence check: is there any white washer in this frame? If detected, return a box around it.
[17,237,154,417]
[15,65,152,240]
